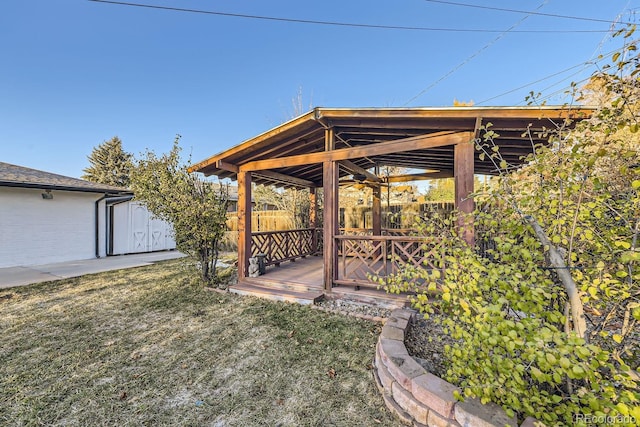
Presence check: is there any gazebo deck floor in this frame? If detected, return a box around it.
[229,255,411,309]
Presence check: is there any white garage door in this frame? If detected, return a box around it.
[111,202,176,255]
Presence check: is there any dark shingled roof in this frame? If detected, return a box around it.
[0,162,131,194]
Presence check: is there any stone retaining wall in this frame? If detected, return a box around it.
[373,309,542,427]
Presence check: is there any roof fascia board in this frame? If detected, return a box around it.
[0,181,132,195]
[315,106,595,120]
[189,110,318,174]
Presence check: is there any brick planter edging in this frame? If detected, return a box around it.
[373,309,543,427]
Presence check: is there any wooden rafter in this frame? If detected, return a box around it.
[253,170,315,188]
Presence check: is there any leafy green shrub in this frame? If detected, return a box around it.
[399,212,639,424]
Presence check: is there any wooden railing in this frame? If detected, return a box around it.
[251,228,322,267]
[340,228,417,236]
[334,235,444,289]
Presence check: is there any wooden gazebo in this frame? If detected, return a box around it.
[191,107,591,305]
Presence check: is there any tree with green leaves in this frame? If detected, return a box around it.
[130,136,230,284]
[384,28,640,423]
[423,176,486,202]
[82,136,132,187]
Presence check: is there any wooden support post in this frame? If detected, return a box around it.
[310,187,318,254]
[372,180,382,261]
[237,171,252,278]
[454,141,475,246]
[323,128,338,292]
[372,186,382,235]
[372,167,382,237]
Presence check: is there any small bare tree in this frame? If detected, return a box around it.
[130,136,230,284]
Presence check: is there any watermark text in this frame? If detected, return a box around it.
[574,413,636,425]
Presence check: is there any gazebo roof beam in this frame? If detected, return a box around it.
[385,171,454,182]
[338,160,381,182]
[214,160,239,173]
[239,131,473,172]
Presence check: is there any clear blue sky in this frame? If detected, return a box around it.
[1,0,637,178]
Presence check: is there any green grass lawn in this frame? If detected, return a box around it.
[0,259,398,426]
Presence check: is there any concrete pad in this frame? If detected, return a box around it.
[0,251,186,289]
[0,267,62,287]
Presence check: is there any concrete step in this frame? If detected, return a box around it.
[243,276,320,294]
[328,285,411,310]
[230,281,324,305]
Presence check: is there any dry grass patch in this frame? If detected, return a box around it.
[0,259,397,426]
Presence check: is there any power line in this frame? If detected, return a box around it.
[477,48,620,105]
[88,0,610,33]
[476,64,590,105]
[479,8,633,106]
[522,75,594,106]
[423,0,634,26]
[403,0,549,106]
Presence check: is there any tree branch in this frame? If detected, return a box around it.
[525,214,588,340]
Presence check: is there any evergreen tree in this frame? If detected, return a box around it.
[82,136,132,188]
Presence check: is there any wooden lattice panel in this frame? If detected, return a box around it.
[340,238,386,281]
[336,235,444,289]
[389,239,442,272]
[251,229,317,266]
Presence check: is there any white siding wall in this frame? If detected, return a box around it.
[0,187,101,268]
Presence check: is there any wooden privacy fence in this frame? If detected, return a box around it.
[251,228,322,267]
[341,202,455,230]
[226,210,294,232]
[223,210,297,252]
[334,234,445,289]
